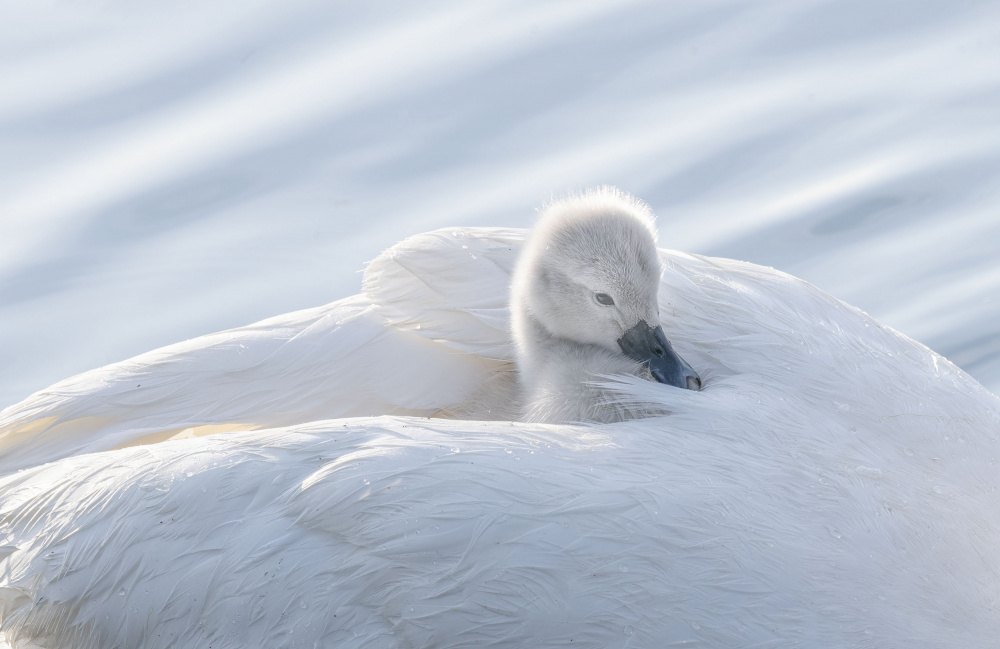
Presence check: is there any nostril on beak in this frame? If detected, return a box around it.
[687,376,702,391]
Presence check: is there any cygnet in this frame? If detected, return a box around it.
[510,187,701,423]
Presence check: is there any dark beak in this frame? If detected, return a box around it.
[617,321,701,391]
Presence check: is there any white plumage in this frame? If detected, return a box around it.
[1,192,1000,648]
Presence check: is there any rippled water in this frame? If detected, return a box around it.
[2,0,999,408]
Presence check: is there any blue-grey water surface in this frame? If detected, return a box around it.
[2,0,999,408]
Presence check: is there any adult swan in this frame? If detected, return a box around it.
[1,188,999,648]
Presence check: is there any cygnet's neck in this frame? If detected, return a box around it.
[515,311,643,424]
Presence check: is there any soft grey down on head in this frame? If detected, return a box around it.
[510,187,701,424]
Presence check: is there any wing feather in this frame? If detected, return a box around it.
[362,227,523,359]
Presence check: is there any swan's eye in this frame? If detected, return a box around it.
[595,293,615,306]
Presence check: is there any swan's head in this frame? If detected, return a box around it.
[512,188,701,391]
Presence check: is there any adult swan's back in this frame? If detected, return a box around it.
[1,189,1000,648]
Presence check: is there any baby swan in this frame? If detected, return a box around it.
[511,188,701,424]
